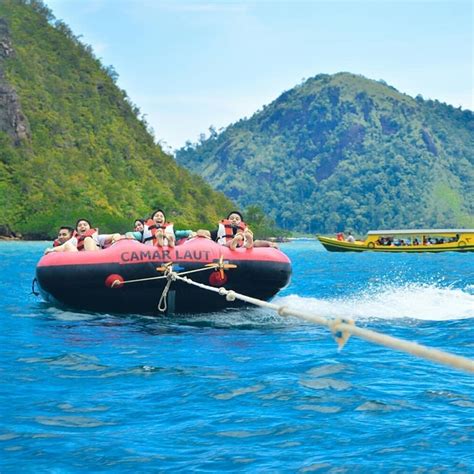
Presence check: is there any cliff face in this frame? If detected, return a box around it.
[177,73,474,233]
[0,1,232,239]
[0,19,29,144]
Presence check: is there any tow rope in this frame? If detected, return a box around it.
[108,261,474,375]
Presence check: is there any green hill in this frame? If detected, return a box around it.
[176,72,474,234]
[0,0,232,239]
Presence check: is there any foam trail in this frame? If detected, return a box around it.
[275,284,474,321]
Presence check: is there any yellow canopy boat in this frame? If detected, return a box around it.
[317,229,474,253]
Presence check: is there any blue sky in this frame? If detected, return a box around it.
[44,0,473,151]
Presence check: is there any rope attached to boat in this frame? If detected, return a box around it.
[110,259,231,288]
[108,259,230,311]
[157,274,174,312]
[175,273,474,374]
[110,262,474,374]
[171,271,473,375]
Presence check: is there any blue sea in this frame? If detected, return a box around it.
[1,240,473,472]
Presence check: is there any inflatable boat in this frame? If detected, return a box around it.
[35,238,292,314]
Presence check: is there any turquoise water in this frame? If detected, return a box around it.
[1,240,473,472]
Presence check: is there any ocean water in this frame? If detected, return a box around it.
[1,240,473,472]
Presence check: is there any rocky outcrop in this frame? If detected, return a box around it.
[0,223,21,239]
[0,18,30,143]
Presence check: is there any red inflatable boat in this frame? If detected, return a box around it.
[36,238,292,314]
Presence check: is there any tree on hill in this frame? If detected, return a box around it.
[0,0,233,239]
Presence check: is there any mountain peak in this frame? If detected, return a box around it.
[177,73,473,232]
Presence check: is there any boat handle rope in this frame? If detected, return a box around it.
[157,276,172,312]
[110,261,224,287]
[108,260,230,312]
[31,277,40,296]
[108,262,474,374]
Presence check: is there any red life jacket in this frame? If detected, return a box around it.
[217,219,247,244]
[143,219,174,246]
[76,228,98,251]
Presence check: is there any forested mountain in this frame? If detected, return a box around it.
[177,73,474,234]
[0,0,232,239]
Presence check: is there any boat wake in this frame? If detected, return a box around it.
[39,283,473,328]
[274,283,474,322]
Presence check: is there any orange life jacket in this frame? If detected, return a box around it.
[76,228,98,251]
[217,219,247,245]
[143,219,174,246]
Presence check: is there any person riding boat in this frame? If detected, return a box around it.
[128,209,194,247]
[46,219,122,253]
[44,226,75,254]
[208,211,278,251]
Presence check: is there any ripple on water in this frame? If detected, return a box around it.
[299,378,352,391]
[4,446,23,452]
[450,400,474,408]
[295,404,341,413]
[305,364,348,377]
[0,433,20,441]
[425,389,467,400]
[57,403,109,413]
[299,462,332,472]
[0,432,61,443]
[35,416,114,428]
[46,307,98,321]
[213,384,265,400]
[355,401,401,412]
[257,389,296,401]
[217,428,274,438]
[19,353,108,372]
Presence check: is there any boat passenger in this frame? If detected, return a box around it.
[123,218,146,242]
[54,226,74,247]
[345,232,355,243]
[139,209,194,247]
[336,232,345,241]
[44,226,76,254]
[134,219,145,233]
[209,211,278,251]
[73,219,122,251]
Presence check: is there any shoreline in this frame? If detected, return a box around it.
[0,237,48,242]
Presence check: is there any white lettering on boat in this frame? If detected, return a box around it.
[120,249,210,263]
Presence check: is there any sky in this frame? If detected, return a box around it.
[44,0,473,151]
